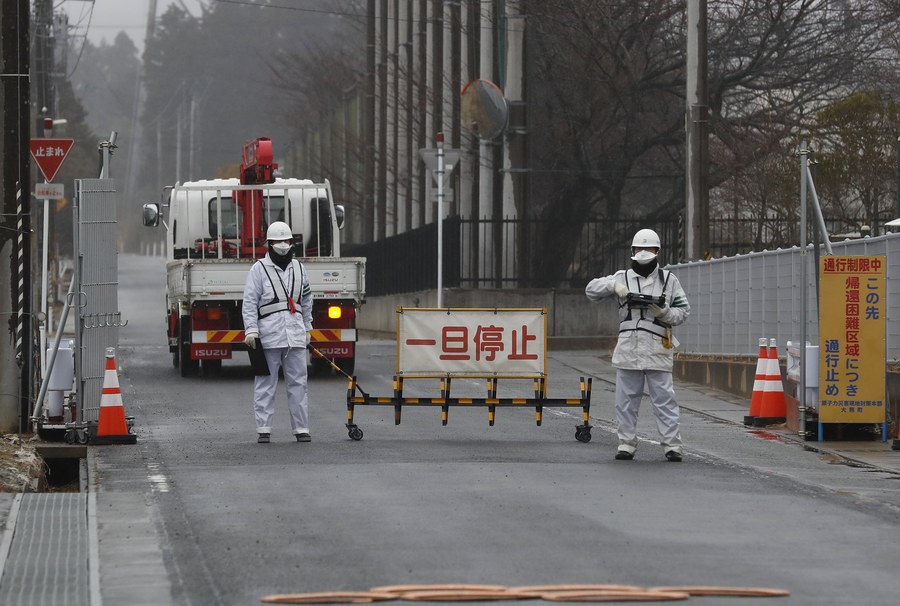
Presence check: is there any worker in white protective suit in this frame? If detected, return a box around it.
[242,221,314,444]
[584,228,690,462]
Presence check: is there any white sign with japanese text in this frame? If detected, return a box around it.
[397,308,546,377]
[34,182,64,199]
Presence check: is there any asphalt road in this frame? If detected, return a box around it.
[96,254,900,606]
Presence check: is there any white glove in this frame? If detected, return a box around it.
[648,304,668,319]
[302,329,311,348]
[244,332,259,349]
[614,282,629,298]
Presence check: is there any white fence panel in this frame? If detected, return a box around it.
[669,232,900,362]
[74,178,120,424]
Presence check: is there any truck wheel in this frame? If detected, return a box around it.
[310,357,331,377]
[179,317,199,377]
[202,359,222,376]
[336,357,355,377]
[180,343,198,377]
[172,344,180,368]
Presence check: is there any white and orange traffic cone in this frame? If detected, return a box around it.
[745,337,768,426]
[754,338,786,427]
[93,347,137,445]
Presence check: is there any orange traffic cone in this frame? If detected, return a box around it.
[754,338,786,427]
[93,348,137,445]
[745,337,768,426]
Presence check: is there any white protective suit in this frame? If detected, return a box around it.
[242,255,313,435]
[585,266,690,455]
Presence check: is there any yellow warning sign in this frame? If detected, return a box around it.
[818,256,885,423]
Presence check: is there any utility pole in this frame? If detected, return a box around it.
[124,0,157,217]
[33,0,54,120]
[365,0,376,241]
[478,0,494,287]
[376,0,388,239]
[503,0,527,286]
[685,0,709,260]
[33,0,54,408]
[1,0,32,432]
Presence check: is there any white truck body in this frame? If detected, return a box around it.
[147,178,365,376]
[165,257,366,302]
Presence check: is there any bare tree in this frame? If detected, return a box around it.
[711,135,801,254]
[811,92,900,235]
[527,0,891,285]
[265,10,368,212]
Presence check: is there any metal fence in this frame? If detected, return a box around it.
[350,215,899,362]
[456,217,682,288]
[351,216,853,296]
[669,233,900,361]
[73,179,122,425]
[345,218,462,296]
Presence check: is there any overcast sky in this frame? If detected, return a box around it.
[62,0,206,53]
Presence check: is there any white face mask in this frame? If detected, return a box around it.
[271,242,292,256]
[631,250,657,265]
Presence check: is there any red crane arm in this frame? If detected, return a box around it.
[237,137,279,254]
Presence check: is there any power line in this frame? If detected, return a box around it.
[66,3,94,76]
[213,0,365,18]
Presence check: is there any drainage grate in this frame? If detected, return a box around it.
[0,493,88,605]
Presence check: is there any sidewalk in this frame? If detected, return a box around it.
[555,349,900,476]
[677,376,900,476]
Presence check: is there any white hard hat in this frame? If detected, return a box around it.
[632,228,661,249]
[266,221,292,241]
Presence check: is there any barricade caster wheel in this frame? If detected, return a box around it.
[575,426,592,443]
[78,431,90,445]
[65,430,77,444]
[348,426,364,441]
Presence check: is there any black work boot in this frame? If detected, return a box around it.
[257,433,270,444]
[665,450,682,462]
[615,449,634,460]
[296,433,311,442]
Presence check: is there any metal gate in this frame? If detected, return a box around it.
[72,178,124,428]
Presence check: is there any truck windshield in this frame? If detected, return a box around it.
[208,196,238,239]
[208,195,286,241]
[307,197,333,257]
[260,195,287,235]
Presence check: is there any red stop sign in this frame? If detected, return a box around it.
[30,138,75,182]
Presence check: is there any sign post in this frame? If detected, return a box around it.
[29,138,74,380]
[418,136,461,308]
